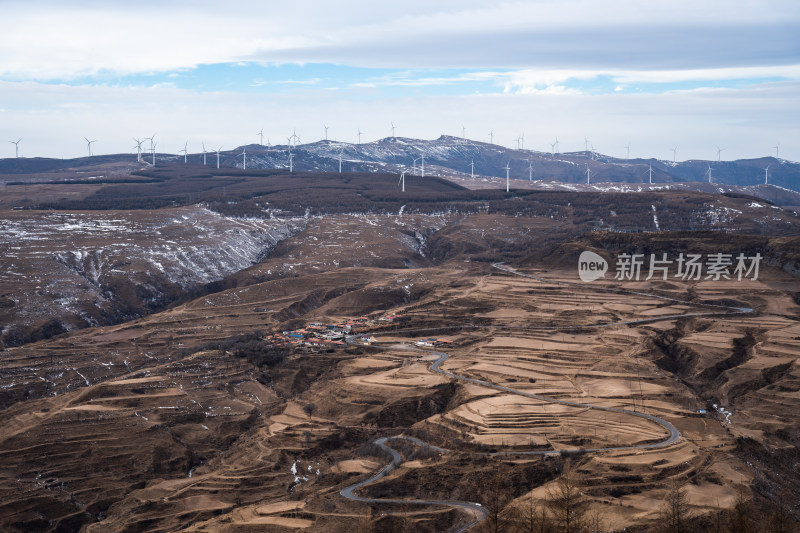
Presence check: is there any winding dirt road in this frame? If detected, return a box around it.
[340,263,754,531]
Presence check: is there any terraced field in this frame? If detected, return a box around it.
[1,206,798,531]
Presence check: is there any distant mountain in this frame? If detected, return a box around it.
[1,135,798,197]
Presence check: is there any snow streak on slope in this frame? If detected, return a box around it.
[0,206,305,344]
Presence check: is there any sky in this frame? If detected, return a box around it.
[1,0,799,162]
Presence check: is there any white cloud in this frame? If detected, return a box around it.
[1,1,797,78]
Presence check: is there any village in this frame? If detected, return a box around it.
[262,313,453,351]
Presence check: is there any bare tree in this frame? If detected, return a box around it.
[517,491,553,533]
[659,478,691,533]
[303,402,316,418]
[585,510,604,533]
[764,493,793,533]
[546,464,585,533]
[726,487,754,533]
[480,472,515,533]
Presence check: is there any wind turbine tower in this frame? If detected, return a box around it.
[625,143,630,160]
[707,164,713,183]
[357,129,363,145]
[774,143,780,158]
[584,137,591,153]
[258,129,264,146]
[489,130,493,144]
[146,133,156,165]
[421,156,425,177]
[391,122,396,140]
[461,124,466,139]
[324,125,329,141]
[9,138,21,158]
[586,164,591,184]
[241,147,247,170]
[133,138,144,162]
[505,162,510,193]
[648,163,653,184]
[399,170,406,192]
[338,150,342,173]
[671,146,677,163]
[520,133,524,150]
[554,137,560,154]
[179,141,188,163]
[84,137,96,157]
[216,146,222,169]
[764,164,770,185]
[288,148,293,173]
[470,159,475,179]
[527,158,533,181]
[202,142,207,165]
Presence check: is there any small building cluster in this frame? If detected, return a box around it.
[262,314,402,351]
[414,338,453,347]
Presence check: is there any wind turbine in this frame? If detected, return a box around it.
[202,142,207,166]
[520,133,524,150]
[398,170,406,192]
[773,143,780,158]
[625,143,630,160]
[461,124,466,139]
[391,122,396,140]
[357,129,363,145]
[133,137,144,162]
[505,161,510,193]
[421,156,425,177]
[146,133,157,165]
[671,146,677,163]
[288,147,293,173]
[584,137,591,153]
[257,129,264,146]
[554,136,560,154]
[84,137,96,157]
[9,138,21,158]
[240,147,247,170]
[338,150,343,173]
[514,136,521,150]
[764,164,770,185]
[527,158,533,181]
[648,163,653,184]
[707,164,713,183]
[549,141,556,158]
[470,159,475,179]
[488,130,493,144]
[586,164,591,184]
[179,141,188,163]
[215,146,222,169]
[324,125,329,141]
[716,146,724,162]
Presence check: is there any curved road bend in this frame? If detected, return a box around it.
[339,436,487,533]
[340,263,754,528]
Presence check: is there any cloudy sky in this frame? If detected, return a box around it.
[1,0,798,161]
